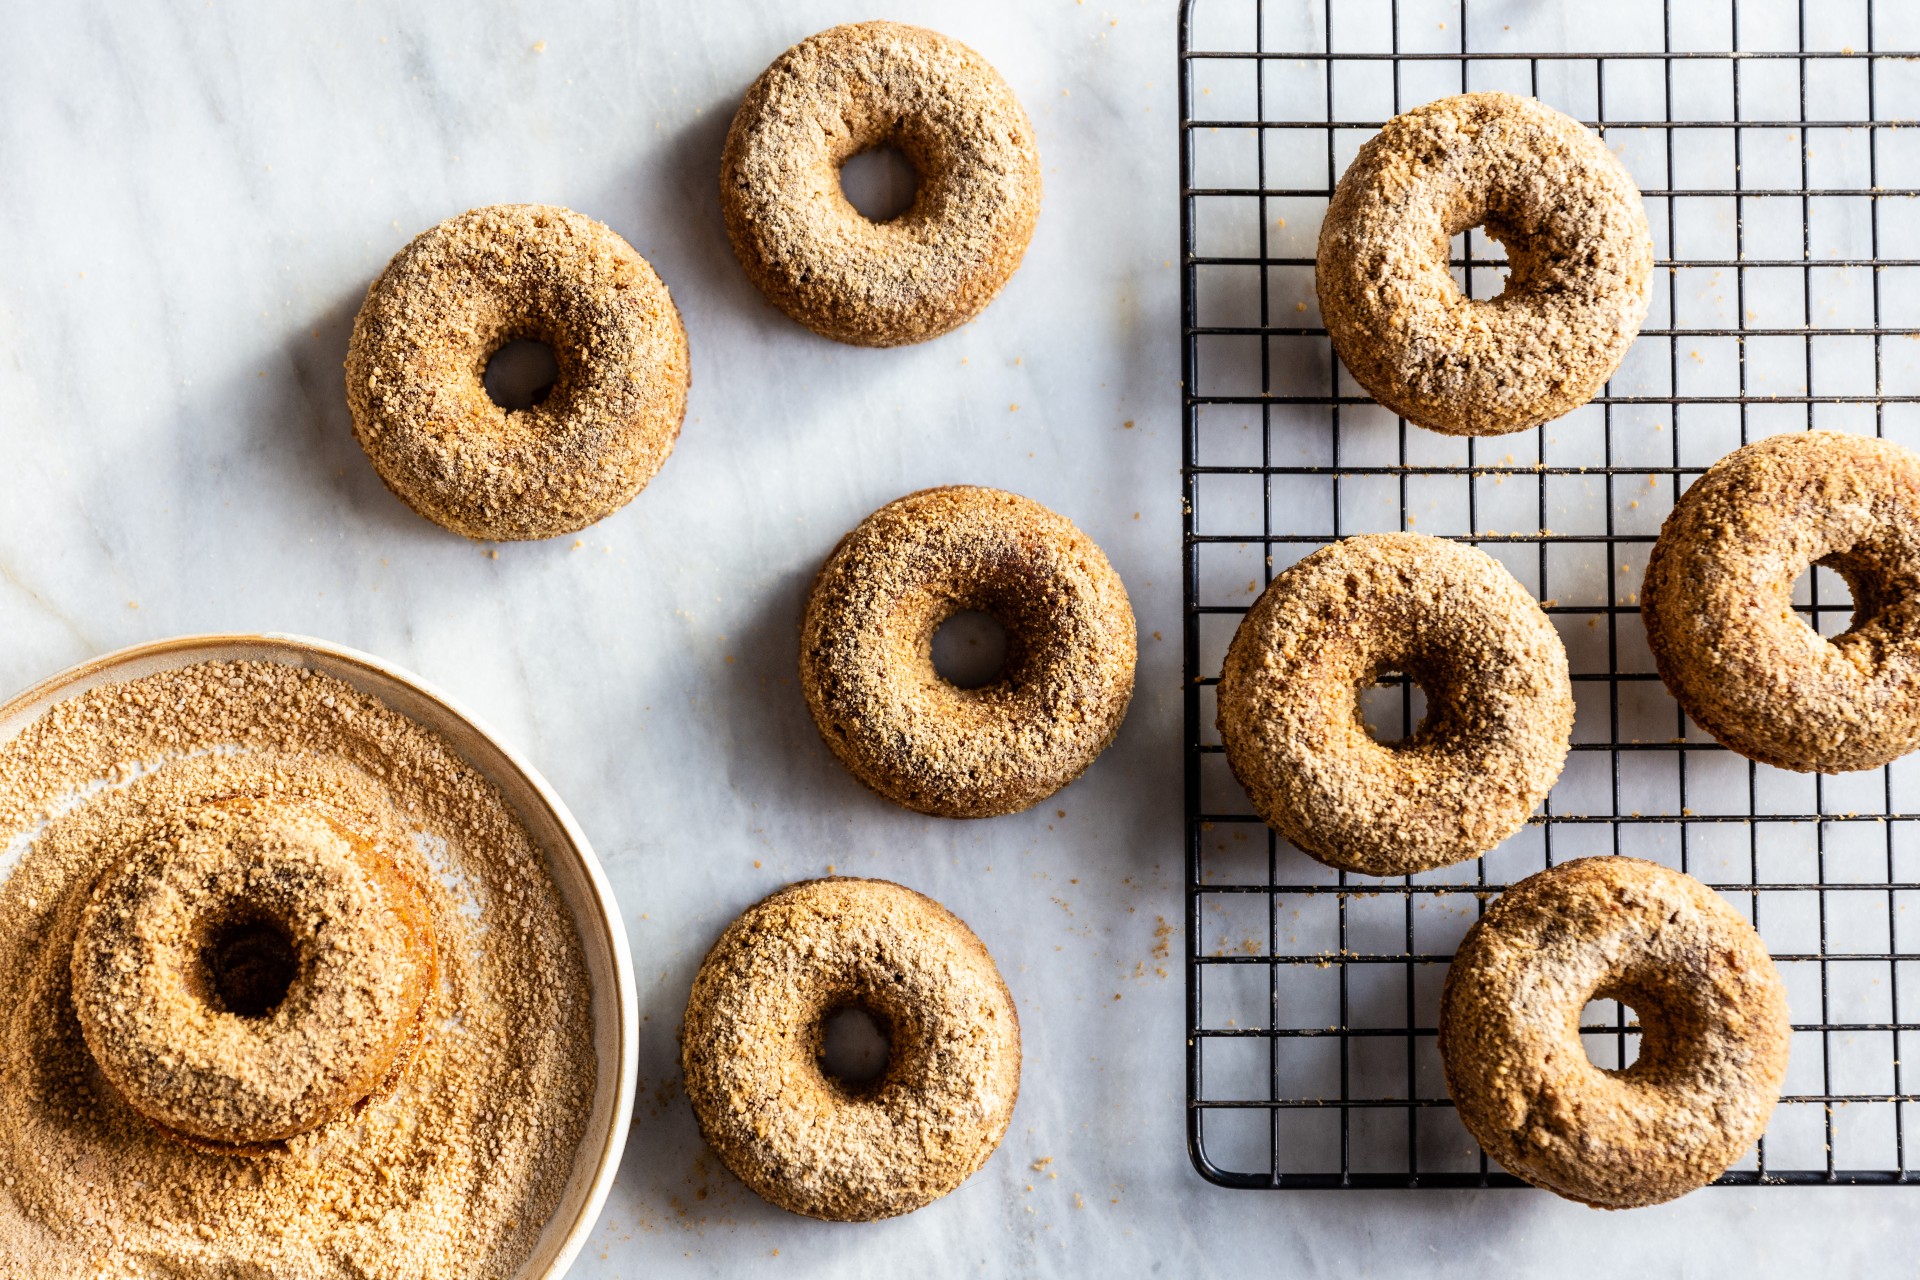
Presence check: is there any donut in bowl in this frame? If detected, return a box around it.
[69,797,435,1153]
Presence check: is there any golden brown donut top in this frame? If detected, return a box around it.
[721,22,1041,346]
[681,877,1020,1221]
[1440,856,1790,1209]
[1216,532,1572,876]
[1316,92,1653,436]
[1642,430,1920,773]
[69,798,435,1149]
[345,203,689,541]
[800,486,1136,818]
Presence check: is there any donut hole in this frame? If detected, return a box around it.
[482,338,560,411]
[1791,560,1860,638]
[198,911,300,1019]
[1438,205,1559,314]
[931,610,1011,690]
[818,1004,891,1090]
[1449,228,1513,300]
[1358,672,1430,746]
[840,144,920,223]
[1579,996,1643,1072]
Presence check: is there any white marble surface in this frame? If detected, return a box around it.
[2,0,1917,1275]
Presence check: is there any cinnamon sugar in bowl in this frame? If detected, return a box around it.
[0,635,636,1280]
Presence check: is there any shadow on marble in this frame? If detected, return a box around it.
[620,921,795,1236]
[703,553,916,824]
[274,285,441,543]
[591,101,801,367]
[255,101,780,563]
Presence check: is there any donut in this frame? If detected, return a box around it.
[1316,92,1654,437]
[1440,856,1791,1208]
[720,22,1041,347]
[800,486,1136,818]
[1216,532,1571,876]
[1642,430,1920,773]
[345,203,689,541]
[69,798,436,1152]
[681,877,1020,1221]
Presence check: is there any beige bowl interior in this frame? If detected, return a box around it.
[0,633,637,1280]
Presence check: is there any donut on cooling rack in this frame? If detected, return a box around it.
[1215,532,1572,877]
[1441,856,1790,1209]
[1316,92,1654,437]
[70,798,435,1154]
[1642,431,1920,773]
[346,203,689,541]
[800,486,1136,819]
[682,877,1020,1221]
[720,22,1042,347]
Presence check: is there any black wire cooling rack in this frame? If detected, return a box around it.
[1181,0,1920,1189]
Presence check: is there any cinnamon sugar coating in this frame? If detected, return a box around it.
[70,797,435,1150]
[1216,533,1572,876]
[1642,430,1920,772]
[800,486,1136,819]
[1316,92,1653,437]
[721,22,1041,347]
[1440,857,1791,1208]
[346,203,689,540]
[0,660,593,1278]
[681,878,1020,1221]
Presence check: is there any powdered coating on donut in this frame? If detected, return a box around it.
[800,486,1136,819]
[69,799,435,1149]
[681,877,1020,1222]
[1642,430,1920,773]
[1316,92,1653,437]
[721,22,1041,347]
[346,204,689,541]
[1440,857,1790,1209]
[1216,532,1572,877]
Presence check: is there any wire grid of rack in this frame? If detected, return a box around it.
[1181,0,1920,1189]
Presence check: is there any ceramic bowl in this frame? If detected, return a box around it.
[0,633,637,1280]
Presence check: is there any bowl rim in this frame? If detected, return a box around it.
[0,632,638,1280]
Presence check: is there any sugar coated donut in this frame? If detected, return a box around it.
[1643,430,1920,773]
[69,798,435,1152]
[721,22,1041,347]
[1317,92,1653,437]
[800,486,1135,819]
[681,877,1020,1221]
[1216,532,1571,876]
[346,203,689,541]
[1441,857,1790,1208]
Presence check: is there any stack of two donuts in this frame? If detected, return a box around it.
[70,798,437,1157]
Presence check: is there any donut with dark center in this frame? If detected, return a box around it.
[682,877,1020,1221]
[1440,856,1790,1208]
[1316,92,1653,437]
[800,486,1136,819]
[1216,532,1572,876]
[721,22,1042,347]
